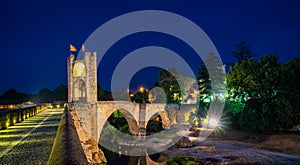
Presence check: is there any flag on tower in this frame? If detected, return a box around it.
[82,44,86,52]
[70,44,77,52]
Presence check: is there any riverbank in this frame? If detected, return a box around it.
[207,129,300,155]
[163,129,300,164]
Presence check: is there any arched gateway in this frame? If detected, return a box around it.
[67,52,197,163]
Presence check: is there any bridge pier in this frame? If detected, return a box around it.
[138,103,146,136]
[90,103,102,163]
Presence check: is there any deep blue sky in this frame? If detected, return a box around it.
[0,0,299,94]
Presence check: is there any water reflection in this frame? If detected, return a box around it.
[100,145,167,165]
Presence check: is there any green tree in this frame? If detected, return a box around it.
[224,98,245,129]
[197,61,211,100]
[227,55,296,131]
[233,41,256,62]
[197,53,225,104]
[97,84,112,101]
[32,88,55,103]
[132,90,149,103]
[54,84,67,101]
[278,58,300,126]
[0,88,29,104]
[167,156,200,165]
[152,68,181,103]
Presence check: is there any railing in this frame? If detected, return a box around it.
[0,104,48,130]
[48,105,88,165]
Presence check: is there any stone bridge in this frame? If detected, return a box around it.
[67,52,198,163]
[68,101,197,164]
[72,101,197,141]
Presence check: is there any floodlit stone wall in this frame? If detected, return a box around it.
[0,105,47,130]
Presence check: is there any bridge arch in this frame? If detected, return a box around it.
[110,108,139,135]
[96,101,140,141]
[146,154,167,165]
[146,112,163,135]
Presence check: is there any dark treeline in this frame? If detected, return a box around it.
[0,84,112,104]
[0,84,68,104]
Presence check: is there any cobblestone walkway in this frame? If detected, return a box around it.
[0,108,63,165]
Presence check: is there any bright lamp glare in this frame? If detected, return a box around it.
[208,118,219,128]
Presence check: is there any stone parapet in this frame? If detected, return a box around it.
[48,106,90,165]
[0,105,47,130]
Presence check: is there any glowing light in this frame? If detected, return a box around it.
[139,87,145,92]
[73,62,86,77]
[113,111,119,117]
[208,118,219,128]
[203,98,211,103]
[173,93,179,100]
[155,116,160,122]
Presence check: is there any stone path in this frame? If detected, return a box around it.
[0,108,63,165]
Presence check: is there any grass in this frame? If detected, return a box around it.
[167,156,202,165]
[152,140,160,143]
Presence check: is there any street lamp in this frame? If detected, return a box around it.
[139,87,145,92]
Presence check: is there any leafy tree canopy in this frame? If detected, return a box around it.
[227,55,299,131]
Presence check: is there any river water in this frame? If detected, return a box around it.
[100,146,167,165]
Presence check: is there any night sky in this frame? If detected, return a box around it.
[0,0,299,94]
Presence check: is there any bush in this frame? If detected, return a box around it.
[224,99,244,130]
[167,156,201,165]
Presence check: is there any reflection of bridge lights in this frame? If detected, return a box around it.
[208,118,219,128]
[155,116,160,122]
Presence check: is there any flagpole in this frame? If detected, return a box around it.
[70,44,77,56]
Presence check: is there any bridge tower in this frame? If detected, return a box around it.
[67,51,102,163]
[67,52,97,103]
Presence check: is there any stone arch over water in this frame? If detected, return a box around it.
[96,101,140,141]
